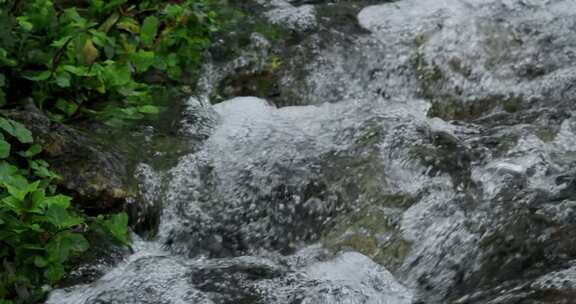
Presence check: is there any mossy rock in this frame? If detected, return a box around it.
[2,104,140,215]
[535,128,557,143]
[428,97,501,121]
[410,131,474,189]
[323,195,414,272]
[412,52,531,122]
[216,70,281,102]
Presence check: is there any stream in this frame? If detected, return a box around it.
[47,0,576,303]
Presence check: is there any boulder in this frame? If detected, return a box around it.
[2,103,136,214]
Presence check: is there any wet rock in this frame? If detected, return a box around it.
[48,0,576,303]
[162,96,430,258]
[454,265,576,304]
[264,2,317,31]
[189,256,286,303]
[203,0,387,108]
[466,192,576,291]
[411,130,474,189]
[280,251,413,304]
[217,70,281,101]
[2,104,136,214]
[361,0,576,125]
[323,196,412,273]
[48,247,413,304]
[47,253,211,304]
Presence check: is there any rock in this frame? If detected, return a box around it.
[2,103,136,214]
[453,264,576,304]
[203,0,384,109]
[46,254,212,304]
[295,252,413,304]
[162,96,431,259]
[323,196,412,273]
[47,247,413,304]
[264,3,317,31]
[46,0,576,303]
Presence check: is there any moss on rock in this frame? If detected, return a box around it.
[323,195,413,273]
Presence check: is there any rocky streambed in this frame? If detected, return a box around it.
[46,0,576,303]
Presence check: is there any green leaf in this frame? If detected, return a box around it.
[57,232,89,253]
[102,213,130,245]
[62,8,95,30]
[62,65,90,77]
[167,65,182,79]
[0,48,17,67]
[55,99,79,117]
[98,12,120,33]
[45,205,84,229]
[30,160,60,180]
[16,16,33,31]
[46,232,88,264]
[103,63,131,87]
[141,16,159,47]
[166,53,179,67]
[0,73,5,87]
[21,244,44,251]
[165,4,185,18]
[44,195,71,208]
[44,263,65,283]
[0,138,9,159]
[5,184,27,202]
[0,117,33,143]
[4,172,27,189]
[23,70,51,81]
[138,105,159,114]
[1,196,21,213]
[103,0,127,10]
[89,30,115,49]
[89,0,104,12]
[34,256,48,268]
[6,180,39,202]
[28,189,45,213]
[131,50,155,73]
[116,17,140,34]
[19,144,42,158]
[67,234,89,252]
[55,72,71,88]
[51,36,73,48]
[0,161,18,183]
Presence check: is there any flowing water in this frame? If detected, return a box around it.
[47,0,576,303]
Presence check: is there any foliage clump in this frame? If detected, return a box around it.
[0,116,130,303]
[0,0,219,302]
[0,0,216,125]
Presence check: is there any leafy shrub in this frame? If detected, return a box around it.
[0,116,130,302]
[0,0,220,301]
[0,0,217,125]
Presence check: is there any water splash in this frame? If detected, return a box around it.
[48,0,576,303]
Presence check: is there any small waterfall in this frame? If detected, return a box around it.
[48,0,576,303]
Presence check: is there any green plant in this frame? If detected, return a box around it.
[98,212,130,246]
[0,116,130,302]
[0,0,222,302]
[0,0,217,125]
